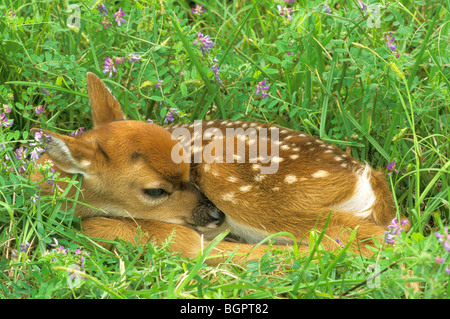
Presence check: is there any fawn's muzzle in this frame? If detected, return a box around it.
[192,198,225,228]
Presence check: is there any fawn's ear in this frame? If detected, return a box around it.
[86,72,126,128]
[31,128,95,176]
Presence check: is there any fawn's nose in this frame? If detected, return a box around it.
[192,198,225,228]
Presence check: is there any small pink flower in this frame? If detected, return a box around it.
[384,217,408,245]
[435,226,450,252]
[191,4,206,15]
[387,33,400,58]
[114,57,126,65]
[114,8,127,27]
[277,5,292,21]
[255,80,270,99]
[103,57,117,78]
[35,105,44,114]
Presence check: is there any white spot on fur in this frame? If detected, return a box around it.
[80,160,91,167]
[254,174,266,182]
[239,185,252,193]
[222,192,236,203]
[290,154,299,160]
[333,165,375,218]
[284,174,298,184]
[227,176,238,182]
[252,164,261,171]
[311,170,329,178]
[271,156,283,163]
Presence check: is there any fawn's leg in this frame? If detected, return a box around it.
[81,217,204,259]
[81,217,290,266]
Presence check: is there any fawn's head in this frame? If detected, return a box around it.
[32,73,221,228]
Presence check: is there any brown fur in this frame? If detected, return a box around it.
[31,73,408,266]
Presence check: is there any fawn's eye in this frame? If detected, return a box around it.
[143,188,168,198]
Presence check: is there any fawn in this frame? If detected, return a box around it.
[32,72,407,265]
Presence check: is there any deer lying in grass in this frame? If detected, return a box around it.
[31,72,408,265]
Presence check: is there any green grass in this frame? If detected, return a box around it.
[0,0,449,299]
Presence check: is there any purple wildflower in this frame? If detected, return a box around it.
[283,0,295,3]
[2,104,11,113]
[323,3,331,14]
[30,147,45,165]
[101,18,112,29]
[128,53,142,64]
[35,105,44,114]
[193,32,215,55]
[15,146,26,161]
[103,57,117,78]
[19,242,30,252]
[210,58,222,85]
[358,0,368,15]
[191,4,206,15]
[30,194,41,205]
[387,33,400,58]
[164,108,180,124]
[41,88,49,96]
[114,8,127,27]
[255,80,270,99]
[155,80,163,89]
[49,238,69,255]
[0,112,13,128]
[384,217,408,245]
[97,4,108,16]
[446,267,450,275]
[387,160,399,176]
[277,5,292,21]
[435,227,450,252]
[71,127,85,137]
[114,57,126,65]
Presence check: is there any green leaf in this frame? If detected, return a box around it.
[267,55,281,64]
[150,96,163,102]
[411,232,426,242]
[180,83,188,97]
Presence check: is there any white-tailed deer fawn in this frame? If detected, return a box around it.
[32,73,408,265]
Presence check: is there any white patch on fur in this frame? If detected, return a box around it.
[254,174,266,182]
[311,170,329,178]
[227,176,238,182]
[221,192,236,203]
[284,174,297,184]
[332,164,375,218]
[239,185,252,193]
